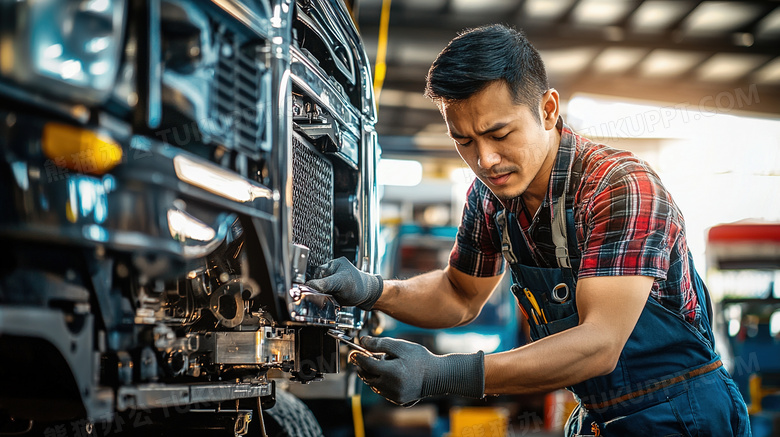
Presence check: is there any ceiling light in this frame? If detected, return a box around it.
[640,50,705,77]
[754,57,780,85]
[572,0,632,26]
[697,54,768,82]
[630,1,690,32]
[540,48,597,76]
[682,2,762,36]
[756,7,780,40]
[593,48,647,74]
[522,0,574,21]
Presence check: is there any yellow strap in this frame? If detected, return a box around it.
[352,394,365,437]
[373,0,391,100]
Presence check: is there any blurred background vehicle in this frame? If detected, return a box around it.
[707,221,780,437]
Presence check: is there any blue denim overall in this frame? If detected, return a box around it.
[495,191,751,436]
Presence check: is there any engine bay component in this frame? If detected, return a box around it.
[288,284,338,324]
[209,279,252,328]
[208,328,295,365]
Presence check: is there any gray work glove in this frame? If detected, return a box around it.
[350,336,485,406]
[305,257,383,311]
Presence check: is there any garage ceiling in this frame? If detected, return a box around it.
[352,0,780,158]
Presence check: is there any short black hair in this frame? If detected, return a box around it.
[424,24,549,120]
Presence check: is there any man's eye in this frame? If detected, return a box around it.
[455,139,472,146]
[493,133,510,141]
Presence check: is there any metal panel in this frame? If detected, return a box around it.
[291,134,334,271]
[212,329,295,365]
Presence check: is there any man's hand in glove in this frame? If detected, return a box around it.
[305,257,383,310]
[349,336,484,406]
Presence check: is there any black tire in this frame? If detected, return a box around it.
[260,390,324,437]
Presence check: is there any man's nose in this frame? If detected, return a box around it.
[477,144,501,169]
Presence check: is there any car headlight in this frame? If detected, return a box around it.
[0,0,126,105]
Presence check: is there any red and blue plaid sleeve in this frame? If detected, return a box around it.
[575,149,698,321]
[578,155,678,281]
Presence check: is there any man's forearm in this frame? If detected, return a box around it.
[484,322,620,395]
[483,276,651,396]
[374,269,478,329]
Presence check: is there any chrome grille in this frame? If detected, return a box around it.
[213,31,265,156]
[292,136,334,271]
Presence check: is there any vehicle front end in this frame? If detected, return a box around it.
[0,0,379,434]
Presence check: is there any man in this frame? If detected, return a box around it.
[306,24,750,436]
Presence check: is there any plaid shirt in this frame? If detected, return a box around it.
[450,118,700,324]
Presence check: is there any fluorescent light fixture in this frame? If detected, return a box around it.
[523,0,574,20]
[540,48,597,76]
[572,0,632,26]
[630,1,690,32]
[696,54,768,82]
[377,158,423,187]
[168,209,217,242]
[754,57,780,85]
[756,7,780,39]
[174,155,273,202]
[682,2,762,35]
[592,48,647,74]
[640,50,705,77]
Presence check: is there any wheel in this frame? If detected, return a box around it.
[259,390,324,437]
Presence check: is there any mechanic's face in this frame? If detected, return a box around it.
[442,81,560,202]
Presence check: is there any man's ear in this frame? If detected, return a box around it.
[541,89,560,130]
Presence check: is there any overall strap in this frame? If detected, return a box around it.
[551,193,579,289]
[689,253,716,345]
[495,210,518,265]
[552,193,571,269]
[552,156,584,271]
[495,210,537,267]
